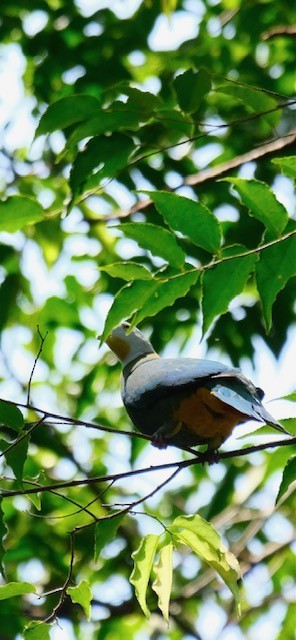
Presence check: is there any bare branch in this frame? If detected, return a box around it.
[184,128,296,186]
[43,531,75,623]
[262,26,296,40]
[27,327,49,406]
[1,436,294,499]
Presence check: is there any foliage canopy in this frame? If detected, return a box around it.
[0,0,295,638]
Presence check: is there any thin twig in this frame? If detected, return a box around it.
[0,415,46,459]
[43,530,75,623]
[27,327,49,406]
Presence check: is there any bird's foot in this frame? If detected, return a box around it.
[200,449,220,465]
[151,433,168,449]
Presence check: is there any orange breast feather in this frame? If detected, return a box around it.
[173,387,246,441]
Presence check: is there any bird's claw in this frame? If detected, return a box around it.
[151,433,168,449]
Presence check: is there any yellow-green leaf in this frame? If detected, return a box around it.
[130,534,160,618]
[272,156,296,179]
[100,262,152,281]
[23,622,50,640]
[0,197,44,233]
[152,542,173,624]
[67,579,92,621]
[168,515,241,615]
[0,581,36,600]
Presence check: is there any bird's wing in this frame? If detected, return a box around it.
[123,357,240,406]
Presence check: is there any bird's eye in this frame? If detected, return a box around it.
[122,321,130,329]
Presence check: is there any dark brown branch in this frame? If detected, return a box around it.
[43,531,75,623]
[1,436,295,499]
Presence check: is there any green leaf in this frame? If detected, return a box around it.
[152,542,173,624]
[67,579,92,621]
[202,245,257,336]
[117,223,186,268]
[223,178,288,237]
[70,133,135,203]
[130,533,160,618]
[23,622,50,640]
[132,270,199,327]
[35,94,101,136]
[0,401,24,431]
[276,456,296,505]
[155,108,194,138]
[272,156,296,179]
[100,262,152,281]
[217,83,280,127]
[100,279,159,343]
[0,581,36,600]
[280,391,296,402]
[0,197,44,233]
[145,190,221,253]
[168,515,241,615]
[173,68,211,113]
[121,87,161,116]
[0,498,7,577]
[94,514,125,562]
[61,102,141,158]
[256,227,296,331]
[4,434,29,485]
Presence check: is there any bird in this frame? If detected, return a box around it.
[105,322,289,455]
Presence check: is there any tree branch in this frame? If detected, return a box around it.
[43,530,75,623]
[1,436,294,499]
[27,327,48,406]
[103,126,296,219]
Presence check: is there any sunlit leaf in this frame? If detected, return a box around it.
[0,197,44,233]
[23,621,51,640]
[67,579,92,620]
[117,222,186,268]
[169,515,241,615]
[223,178,288,237]
[152,542,173,624]
[0,582,36,600]
[276,456,296,505]
[130,534,160,618]
[100,262,152,281]
[272,156,296,179]
[144,191,221,253]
